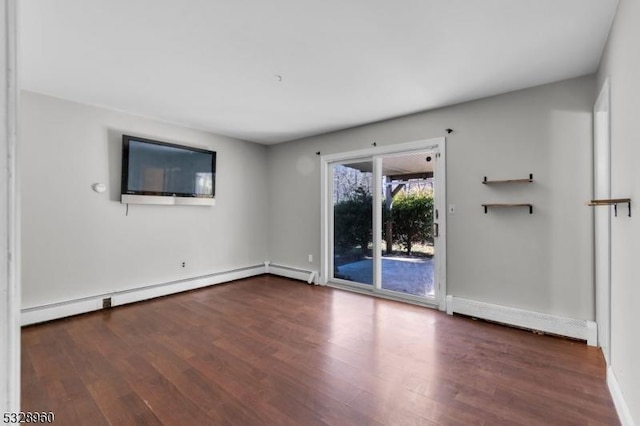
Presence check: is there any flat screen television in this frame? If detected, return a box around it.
[121,135,216,206]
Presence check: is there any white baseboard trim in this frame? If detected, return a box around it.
[266,262,318,284]
[607,366,636,426]
[445,295,597,345]
[21,264,266,326]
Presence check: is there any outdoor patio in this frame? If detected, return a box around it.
[336,256,434,297]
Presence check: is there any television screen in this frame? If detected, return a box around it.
[121,135,216,205]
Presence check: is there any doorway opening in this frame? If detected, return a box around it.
[594,78,611,365]
[321,138,446,309]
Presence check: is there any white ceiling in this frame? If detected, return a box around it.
[19,0,618,145]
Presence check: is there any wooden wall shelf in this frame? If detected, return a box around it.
[482,173,533,215]
[588,198,631,217]
[482,203,533,214]
[483,174,533,184]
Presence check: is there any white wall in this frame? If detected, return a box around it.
[267,75,595,320]
[597,0,640,422]
[20,91,268,308]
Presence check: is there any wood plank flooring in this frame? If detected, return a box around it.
[21,275,619,425]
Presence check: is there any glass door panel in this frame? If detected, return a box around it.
[332,161,373,285]
[380,153,436,299]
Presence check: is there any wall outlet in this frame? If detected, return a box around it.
[308,254,313,263]
[182,261,186,268]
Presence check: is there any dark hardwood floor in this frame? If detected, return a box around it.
[22,275,619,425]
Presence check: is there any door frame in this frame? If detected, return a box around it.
[320,137,447,310]
[1,0,21,413]
[594,77,611,364]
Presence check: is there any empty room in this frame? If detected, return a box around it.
[2,0,639,424]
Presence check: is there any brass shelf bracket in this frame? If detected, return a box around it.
[588,198,631,217]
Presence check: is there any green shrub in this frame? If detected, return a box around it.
[333,187,433,257]
[333,187,372,256]
[391,190,433,254]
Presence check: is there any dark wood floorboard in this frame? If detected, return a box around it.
[21,275,619,425]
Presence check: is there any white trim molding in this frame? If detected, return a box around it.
[1,0,20,414]
[22,262,326,326]
[320,137,447,306]
[328,280,440,310]
[607,366,636,426]
[22,264,266,326]
[446,296,597,345]
[594,76,612,365]
[319,137,444,163]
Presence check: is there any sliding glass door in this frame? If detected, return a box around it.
[325,140,445,307]
[332,160,374,286]
[379,153,436,299]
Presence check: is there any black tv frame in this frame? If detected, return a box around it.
[120,134,216,206]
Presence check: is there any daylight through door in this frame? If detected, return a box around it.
[379,152,436,300]
[326,140,445,307]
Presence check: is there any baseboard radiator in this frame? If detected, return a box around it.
[446,295,597,346]
[265,262,318,284]
[21,264,266,326]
